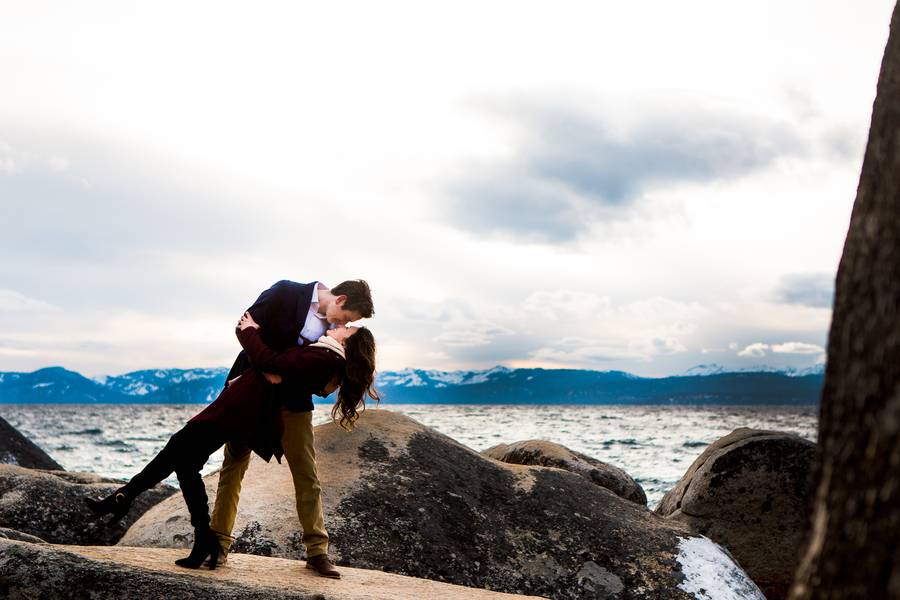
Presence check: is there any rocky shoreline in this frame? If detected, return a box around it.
[0,410,814,599]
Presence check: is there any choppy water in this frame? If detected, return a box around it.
[1,403,817,508]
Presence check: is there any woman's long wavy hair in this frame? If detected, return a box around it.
[331,327,380,431]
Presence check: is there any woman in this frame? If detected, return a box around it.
[84,312,378,570]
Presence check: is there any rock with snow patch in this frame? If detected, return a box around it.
[482,439,647,505]
[121,409,764,599]
[656,427,815,599]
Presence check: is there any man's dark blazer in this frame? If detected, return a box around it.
[226,279,318,411]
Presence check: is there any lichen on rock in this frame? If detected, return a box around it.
[0,463,175,545]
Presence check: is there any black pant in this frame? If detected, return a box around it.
[123,421,227,528]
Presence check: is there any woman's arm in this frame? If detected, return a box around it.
[236,323,341,381]
[234,312,281,382]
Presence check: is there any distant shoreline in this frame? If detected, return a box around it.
[0,365,824,406]
[0,401,821,407]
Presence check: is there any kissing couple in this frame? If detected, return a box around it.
[85,279,378,579]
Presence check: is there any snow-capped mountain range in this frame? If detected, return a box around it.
[0,363,825,405]
[679,363,825,378]
[376,365,517,388]
[0,367,229,404]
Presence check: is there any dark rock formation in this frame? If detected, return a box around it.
[122,409,765,600]
[0,416,63,470]
[0,540,534,600]
[482,439,647,505]
[656,427,815,599]
[789,3,900,598]
[0,464,175,545]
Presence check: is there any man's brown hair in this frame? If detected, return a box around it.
[332,279,374,318]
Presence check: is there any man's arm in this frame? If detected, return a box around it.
[226,280,303,386]
[244,280,293,328]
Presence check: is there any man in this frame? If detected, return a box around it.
[209,279,374,578]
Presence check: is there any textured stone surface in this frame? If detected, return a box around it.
[656,427,815,599]
[0,463,175,545]
[0,539,538,599]
[0,416,63,470]
[0,527,46,544]
[789,4,900,598]
[122,408,763,599]
[482,439,647,505]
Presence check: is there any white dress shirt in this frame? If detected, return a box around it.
[298,282,334,344]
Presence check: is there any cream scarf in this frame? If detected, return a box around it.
[310,334,345,359]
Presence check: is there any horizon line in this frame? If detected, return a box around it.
[0,362,827,380]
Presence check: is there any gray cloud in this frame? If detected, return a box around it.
[775,272,835,308]
[443,103,808,242]
[447,170,589,242]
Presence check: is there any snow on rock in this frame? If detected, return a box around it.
[676,536,765,600]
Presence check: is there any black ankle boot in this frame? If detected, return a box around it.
[175,527,220,570]
[84,488,133,525]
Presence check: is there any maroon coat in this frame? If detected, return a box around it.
[190,327,345,463]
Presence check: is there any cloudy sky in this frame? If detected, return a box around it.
[0,1,894,377]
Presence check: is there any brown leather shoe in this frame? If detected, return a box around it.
[204,543,228,567]
[203,549,227,567]
[305,554,341,579]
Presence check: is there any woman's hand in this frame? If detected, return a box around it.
[238,311,260,331]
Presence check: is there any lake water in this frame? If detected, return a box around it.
[1,403,818,508]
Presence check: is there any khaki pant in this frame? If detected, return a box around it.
[210,410,329,558]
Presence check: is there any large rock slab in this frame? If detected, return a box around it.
[656,427,815,599]
[0,416,63,470]
[482,439,647,505]
[0,463,175,545]
[0,539,537,599]
[122,409,764,599]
